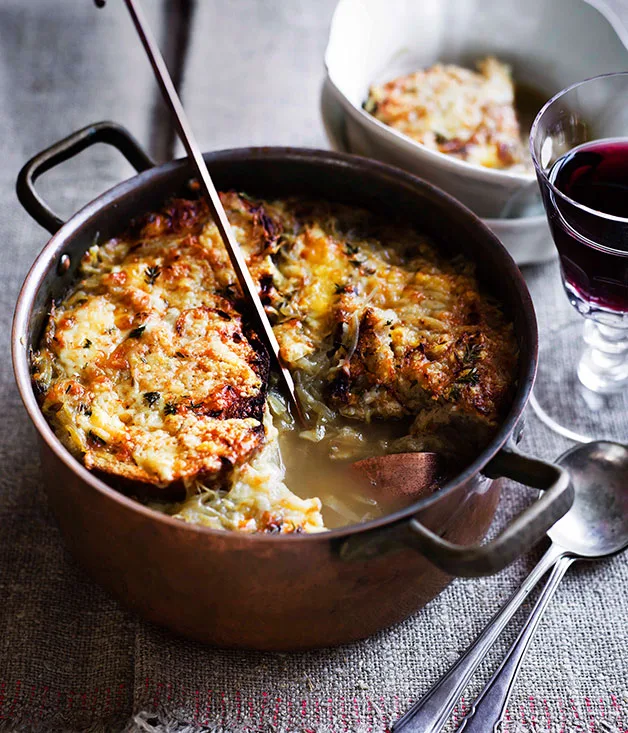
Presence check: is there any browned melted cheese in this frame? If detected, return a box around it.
[32,193,518,532]
[217,194,518,454]
[364,57,531,172]
[33,210,269,493]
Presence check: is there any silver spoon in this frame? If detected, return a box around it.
[393,440,628,733]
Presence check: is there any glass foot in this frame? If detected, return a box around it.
[531,319,628,443]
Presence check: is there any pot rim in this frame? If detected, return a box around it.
[12,145,537,544]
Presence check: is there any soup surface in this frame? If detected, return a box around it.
[32,193,518,531]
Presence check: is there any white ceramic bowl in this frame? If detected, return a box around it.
[321,77,554,265]
[324,0,628,220]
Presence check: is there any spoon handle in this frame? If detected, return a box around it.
[457,555,574,733]
[392,544,564,733]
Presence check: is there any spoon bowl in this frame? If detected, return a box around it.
[550,440,628,557]
[351,452,440,502]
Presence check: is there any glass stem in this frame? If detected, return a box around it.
[578,319,628,394]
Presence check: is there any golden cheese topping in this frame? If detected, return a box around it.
[217,194,518,460]
[364,57,531,171]
[33,193,518,533]
[33,218,269,488]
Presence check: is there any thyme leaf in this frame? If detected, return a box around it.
[87,430,106,446]
[128,325,146,339]
[456,367,479,385]
[144,265,161,285]
[143,391,161,407]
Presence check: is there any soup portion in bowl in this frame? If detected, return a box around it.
[364,57,537,173]
[31,193,518,532]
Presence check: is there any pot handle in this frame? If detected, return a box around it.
[338,446,573,577]
[404,446,572,577]
[16,121,156,234]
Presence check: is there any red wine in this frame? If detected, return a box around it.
[545,138,628,312]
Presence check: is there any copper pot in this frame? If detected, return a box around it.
[12,122,572,650]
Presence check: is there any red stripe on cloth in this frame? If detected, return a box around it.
[39,685,49,720]
[353,696,361,726]
[203,688,212,727]
[611,693,625,732]
[117,682,126,711]
[379,695,389,731]
[543,697,552,730]
[571,696,583,731]
[2,680,628,731]
[504,705,511,733]
[341,695,348,731]
[559,696,567,733]
[248,695,255,728]
[585,696,595,732]
[529,695,537,726]
[452,702,460,728]
[153,682,162,712]
[8,679,21,719]
[260,690,268,730]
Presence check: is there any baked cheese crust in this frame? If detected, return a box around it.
[364,57,530,171]
[33,207,269,489]
[32,193,518,532]
[217,194,518,458]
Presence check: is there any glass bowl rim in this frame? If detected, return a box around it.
[529,71,628,226]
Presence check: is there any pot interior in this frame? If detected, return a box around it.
[18,147,537,533]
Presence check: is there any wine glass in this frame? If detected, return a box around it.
[530,72,628,441]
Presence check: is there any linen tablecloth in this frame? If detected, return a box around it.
[1,2,626,731]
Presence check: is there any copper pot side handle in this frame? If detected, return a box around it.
[406,447,573,577]
[16,121,155,234]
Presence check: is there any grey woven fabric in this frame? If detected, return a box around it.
[0,2,627,732]
[0,1,165,729]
